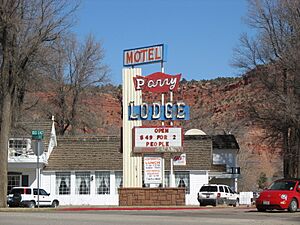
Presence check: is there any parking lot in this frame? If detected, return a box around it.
[0,206,299,225]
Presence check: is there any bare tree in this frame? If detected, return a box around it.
[0,0,78,207]
[40,34,109,135]
[232,0,300,178]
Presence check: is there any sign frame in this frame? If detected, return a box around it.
[132,126,184,153]
[32,130,44,140]
[133,72,181,93]
[123,44,165,67]
[144,155,162,184]
[128,103,190,121]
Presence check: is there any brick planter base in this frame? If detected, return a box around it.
[118,188,185,206]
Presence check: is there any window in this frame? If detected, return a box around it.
[269,181,296,190]
[224,186,229,193]
[8,173,21,194]
[164,171,170,187]
[33,189,48,195]
[200,186,218,192]
[175,171,190,194]
[56,172,71,195]
[75,172,90,195]
[219,186,224,192]
[115,171,123,194]
[228,187,234,194]
[95,172,110,195]
[22,175,29,187]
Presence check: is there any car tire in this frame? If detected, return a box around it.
[12,193,22,206]
[233,198,239,207]
[257,206,266,212]
[52,200,59,208]
[199,201,206,207]
[288,199,298,213]
[213,199,218,207]
[28,201,36,208]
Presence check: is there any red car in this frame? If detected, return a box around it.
[256,178,300,212]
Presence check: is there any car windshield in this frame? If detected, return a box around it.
[200,186,218,192]
[268,181,296,191]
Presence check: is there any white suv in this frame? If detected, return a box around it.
[7,187,59,208]
[197,184,239,207]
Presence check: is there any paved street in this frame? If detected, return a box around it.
[0,207,299,225]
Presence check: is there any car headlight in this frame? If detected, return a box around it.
[280,194,287,200]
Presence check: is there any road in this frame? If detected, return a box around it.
[0,207,299,225]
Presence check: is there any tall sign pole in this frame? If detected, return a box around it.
[32,130,44,208]
[122,68,143,187]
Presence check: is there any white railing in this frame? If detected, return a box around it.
[8,147,47,163]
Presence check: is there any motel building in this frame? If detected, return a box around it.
[7,119,240,206]
[7,44,240,206]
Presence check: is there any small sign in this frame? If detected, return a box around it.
[128,102,190,121]
[32,130,44,140]
[32,141,44,156]
[173,153,186,166]
[123,44,164,67]
[133,126,183,153]
[133,72,181,93]
[144,155,162,184]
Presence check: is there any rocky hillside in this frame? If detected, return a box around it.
[20,69,283,191]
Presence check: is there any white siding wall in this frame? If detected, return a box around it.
[40,170,209,206]
[186,171,208,205]
[42,171,119,206]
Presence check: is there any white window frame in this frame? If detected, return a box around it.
[175,171,190,194]
[75,172,91,195]
[95,171,110,195]
[115,171,123,194]
[56,172,71,195]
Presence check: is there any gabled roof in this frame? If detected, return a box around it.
[45,134,214,171]
[45,136,122,171]
[212,135,239,150]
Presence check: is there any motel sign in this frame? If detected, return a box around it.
[123,44,164,67]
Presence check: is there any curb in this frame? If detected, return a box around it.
[58,207,207,211]
[1,205,256,212]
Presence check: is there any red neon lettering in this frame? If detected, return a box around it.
[148,48,154,60]
[134,51,141,62]
[155,47,161,60]
[154,128,169,133]
[140,49,147,62]
[126,52,133,64]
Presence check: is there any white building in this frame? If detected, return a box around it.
[8,120,240,206]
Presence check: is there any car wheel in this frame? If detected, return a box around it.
[233,198,239,207]
[12,193,22,206]
[52,200,59,208]
[200,201,206,207]
[213,199,218,207]
[257,206,266,212]
[28,201,36,208]
[288,199,298,213]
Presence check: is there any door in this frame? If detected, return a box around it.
[33,188,52,206]
[226,186,236,204]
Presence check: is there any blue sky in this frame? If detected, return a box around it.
[73,0,254,85]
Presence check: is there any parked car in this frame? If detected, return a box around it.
[7,187,59,208]
[197,184,239,207]
[256,178,300,212]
